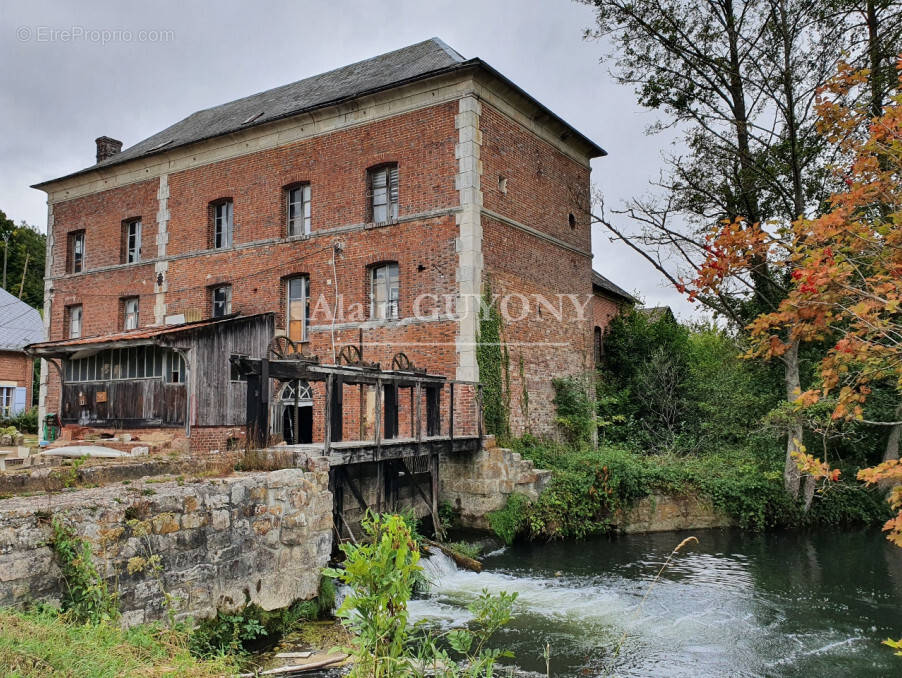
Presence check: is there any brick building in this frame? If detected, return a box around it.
[0,287,43,418]
[29,38,630,448]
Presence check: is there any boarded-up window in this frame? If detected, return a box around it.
[122,219,142,263]
[67,230,85,273]
[67,304,83,338]
[286,184,311,236]
[123,297,139,330]
[211,200,233,249]
[286,276,310,342]
[212,285,232,317]
[368,164,399,223]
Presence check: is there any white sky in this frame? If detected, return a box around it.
[0,0,701,319]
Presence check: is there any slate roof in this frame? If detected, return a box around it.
[0,287,44,351]
[34,38,605,189]
[592,271,638,304]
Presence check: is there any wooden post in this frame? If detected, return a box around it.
[415,381,422,444]
[359,383,365,441]
[293,379,300,446]
[430,452,442,539]
[374,378,382,453]
[323,374,333,455]
[260,358,270,448]
[375,458,384,515]
[449,382,455,440]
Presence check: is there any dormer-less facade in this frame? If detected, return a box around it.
[30,38,614,448]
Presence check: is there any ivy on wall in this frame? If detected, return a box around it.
[476,283,510,438]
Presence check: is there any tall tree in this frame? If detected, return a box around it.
[0,210,46,310]
[581,0,892,500]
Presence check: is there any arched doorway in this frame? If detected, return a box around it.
[275,380,313,444]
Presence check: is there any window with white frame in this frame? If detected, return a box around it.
[68,230,85,273]
[368,164,399,223]
[123,297,139,330]
[212,285,232,318]
[286,276,309,342]
[67,304,83,338]
[123,219,142,263]
[370,263,399,320]
[212,200,233,249]
[0,387,12,417]
[286,184,311,236]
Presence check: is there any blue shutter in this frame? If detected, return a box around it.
[12,387,26,415]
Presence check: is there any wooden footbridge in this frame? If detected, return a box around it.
[232,338,483,541]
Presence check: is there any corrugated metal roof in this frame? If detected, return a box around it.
[592,270,638,304]
[34,38,605,189]
[0,287,44,351]
[26,313,271,354]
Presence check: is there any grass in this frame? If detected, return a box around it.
[0,608,238,677]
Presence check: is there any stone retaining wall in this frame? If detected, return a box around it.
[0,463,333,626]
[440,441,552,529]
[618,493,732,533]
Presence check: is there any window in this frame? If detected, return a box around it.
[122,219,142,263]
[368,164,399,223]
[67,305,83,338]
[594,326,603,364]
[370,263,399,320]
[212,285,232,318]
[65,347,183,383]
[123,297,139,330]
[67,231,85,273]
[211,200,233,249]
[286,184,311,236]
[286,276,310,342]
[569,213,577,230]
[230,354,247,382]
[0,388,12,417]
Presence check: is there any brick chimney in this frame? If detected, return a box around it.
[95,136,123,163]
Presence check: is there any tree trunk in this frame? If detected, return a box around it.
[883,405,902,463]
[783,340,803,499]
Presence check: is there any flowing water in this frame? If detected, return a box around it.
[410,529,902,677]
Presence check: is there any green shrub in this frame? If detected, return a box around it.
[552,375,596,445]
[49,518,119,625]
[1,407,38,434]
[487,493,530,545]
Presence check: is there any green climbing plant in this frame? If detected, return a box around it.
[476,283,509,438]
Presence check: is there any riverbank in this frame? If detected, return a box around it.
[0,607,238,676]
[485,437,891,542]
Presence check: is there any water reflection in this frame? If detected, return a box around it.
[411,528,902,677]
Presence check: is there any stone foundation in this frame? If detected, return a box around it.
[0,464,333,626]
[440,439,552,529]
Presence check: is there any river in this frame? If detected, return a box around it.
[410,528,902,677]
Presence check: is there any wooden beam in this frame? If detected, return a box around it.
[342,467,369,514]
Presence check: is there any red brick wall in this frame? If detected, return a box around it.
[0,350,34,410]
[479,104,594,437]
[591,293,624,367]
[44,102,463,443]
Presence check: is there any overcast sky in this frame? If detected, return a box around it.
[1,0,700,318]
